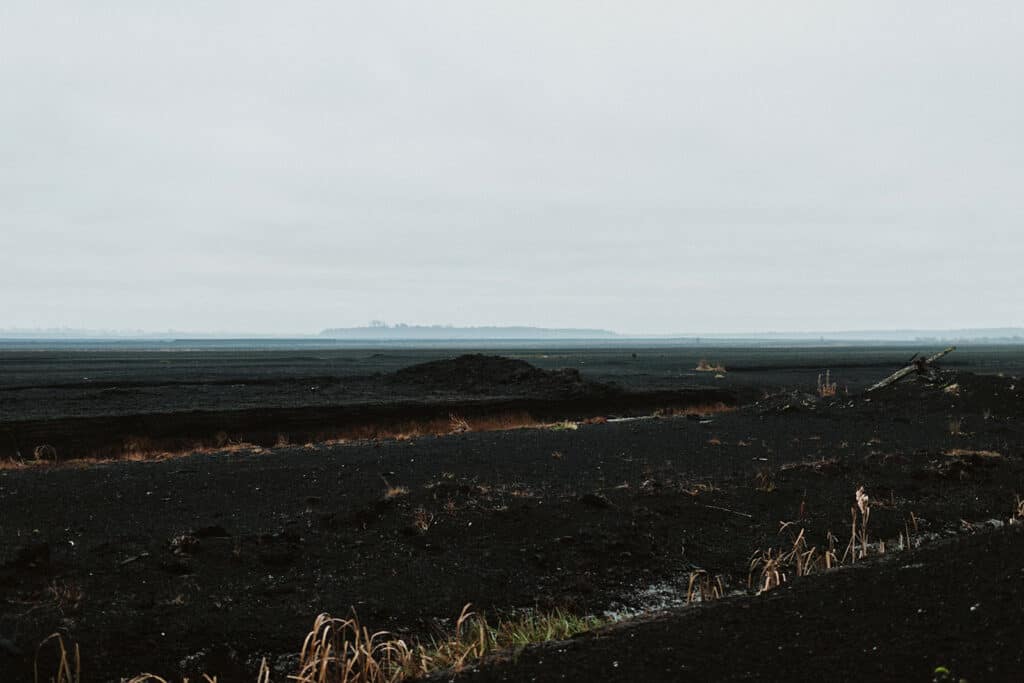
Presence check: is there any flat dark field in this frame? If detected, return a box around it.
[2,343,1024,682]
[4,342,1024,419]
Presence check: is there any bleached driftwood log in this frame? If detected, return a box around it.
[865,346,956,393]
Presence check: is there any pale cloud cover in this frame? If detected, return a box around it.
[1,1,1021,334]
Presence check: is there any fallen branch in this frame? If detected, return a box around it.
[119,552,150,566]
[865,346,956,393]
[698,503,754,519]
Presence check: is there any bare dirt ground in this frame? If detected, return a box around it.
[1,348,1023,681]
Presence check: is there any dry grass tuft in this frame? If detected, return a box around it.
[754,468,776,493]
[33,444,58,462]
[47,581,83,614]
[114,606,603,683]
[422,605,602,667]
[695,359,726,373]
[291,612,414,683]
[448,414,471,434]
[654,403,736,418]
[31,606,604,683]
[681,481,719,497]
[816,370,838,398]
[383,485,409,500]
[0,441,265,471]
[686,570,724,603]
[35,632,80,683]
[943,448,1002,459]
[842,486,871,563]
[411,507,434,533]
[899,512,920,550]
[750,526,839,593]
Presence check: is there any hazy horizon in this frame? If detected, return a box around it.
[3,2,1022,333]
[2,323,1024,342]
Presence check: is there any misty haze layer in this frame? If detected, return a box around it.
[1,2,1021,334]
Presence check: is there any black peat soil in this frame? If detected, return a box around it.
[1,355,1023,681]
[0,354,731,461]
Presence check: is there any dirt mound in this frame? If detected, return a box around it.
[388,354,593,395]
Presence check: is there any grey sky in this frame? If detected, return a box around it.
[1,1,1021,334]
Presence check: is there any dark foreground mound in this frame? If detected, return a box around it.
[387,354,594,396]
[457,526,1024,683]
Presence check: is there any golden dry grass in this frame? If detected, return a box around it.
[0,441,265,471]
[288,605,605,683]
[816,370,838,398]
[35,632,80,683]
[41,606,605,683]
[943,448,1002,459]
[383,485,409,499]
[411,507,434,532]
[680,481,719,497]
[842,486,872,563]
[749,526,840,593]
[686,570,724,603]
[754,468,776,493]
[3,403,734,471]
[653,403,735,418]
[695,359,726,373]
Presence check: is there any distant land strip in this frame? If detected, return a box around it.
[318,325,620,340]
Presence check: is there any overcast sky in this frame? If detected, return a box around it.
[1,2,1021,335]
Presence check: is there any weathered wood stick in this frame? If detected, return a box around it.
[865,346,956,393]
[697,503,755,519]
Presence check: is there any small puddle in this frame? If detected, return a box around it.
[602,577,746,621]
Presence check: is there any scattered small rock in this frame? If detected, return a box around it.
[170,534,200,555]
[160,558,194,575]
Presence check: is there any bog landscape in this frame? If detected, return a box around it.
[2,342,1023,681]
[5,2,1023,681]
